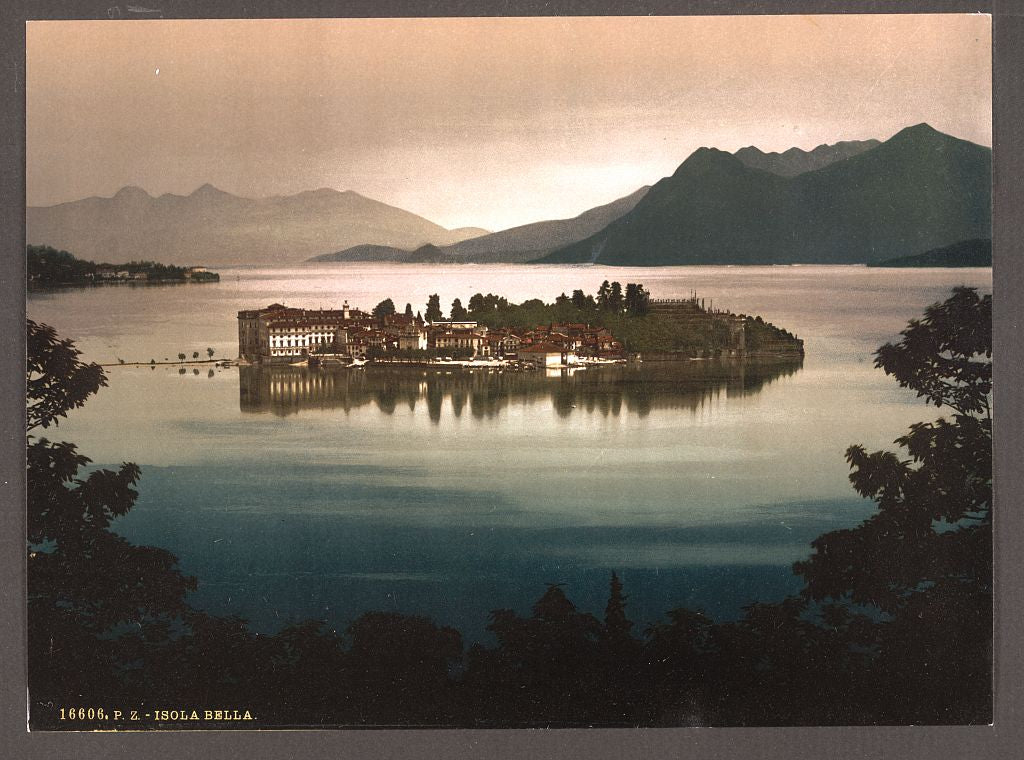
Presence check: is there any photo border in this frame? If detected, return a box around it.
[2,1,1021,758]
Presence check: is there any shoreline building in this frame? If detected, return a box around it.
[519,342,579,367]
[238,301,371,362]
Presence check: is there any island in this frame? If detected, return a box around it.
[28,245,220,288]
[237,282,804,367]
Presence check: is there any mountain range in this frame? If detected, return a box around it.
[27,124,991,268]
[733,139,881,176]
[540,124,991,266]
[26,185,489,267]
[310,185,651,264]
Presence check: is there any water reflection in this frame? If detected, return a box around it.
[238,359,803,420]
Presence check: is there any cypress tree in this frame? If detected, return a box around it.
[604,571,633,644]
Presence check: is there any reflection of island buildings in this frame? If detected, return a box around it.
[237,302,625,364]
[238,359,804,420]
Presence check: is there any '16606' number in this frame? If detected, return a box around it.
[59,707,108,720]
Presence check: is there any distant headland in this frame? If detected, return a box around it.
[867,238,991,268]
[28,245,219,288]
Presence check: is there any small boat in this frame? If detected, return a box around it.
[346,358,367,368]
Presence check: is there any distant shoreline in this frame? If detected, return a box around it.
[29,278,220,292]
[27,244,221,289]
[298,260,992,269]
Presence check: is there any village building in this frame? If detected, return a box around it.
[398,323,428,351]
[485,330,521,358]
[519,342,578,367]
[237,302,369,362]
[432,329,488,357]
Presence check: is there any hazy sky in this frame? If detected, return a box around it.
[26,15,991,231]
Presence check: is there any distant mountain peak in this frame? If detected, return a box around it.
[887,123,954,145]
[191,182,230,197]
[295,187,346,198]
[113,185,151,199]
[902,122,940,135]
[674,147,742,175]
[688,146,733,160]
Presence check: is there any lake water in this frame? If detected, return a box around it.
[27,264,992,643]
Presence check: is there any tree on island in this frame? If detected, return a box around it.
[467,293,510,316]
[608,281,624,312]
[207,347,215,359]
[426,294,443,322]
[571,289,596,310]
[450,298,468,321]
[192,351,199,360]
[177,352,186,362]
[373,298,397,318]
[624,283,651,316]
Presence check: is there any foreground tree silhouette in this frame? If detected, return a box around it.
[345,612,462,725]
[27,321,196,721]
[794,287,992,723]
[464,584,604,725]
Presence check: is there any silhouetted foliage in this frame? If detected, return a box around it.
[603,571,633,646]
[27,320,197,717]
[27,320,107,432]
[464,584,604,725]
[793,287,991,722]
[346,612,462,724]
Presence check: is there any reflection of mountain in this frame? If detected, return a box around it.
[238,360,803,420]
